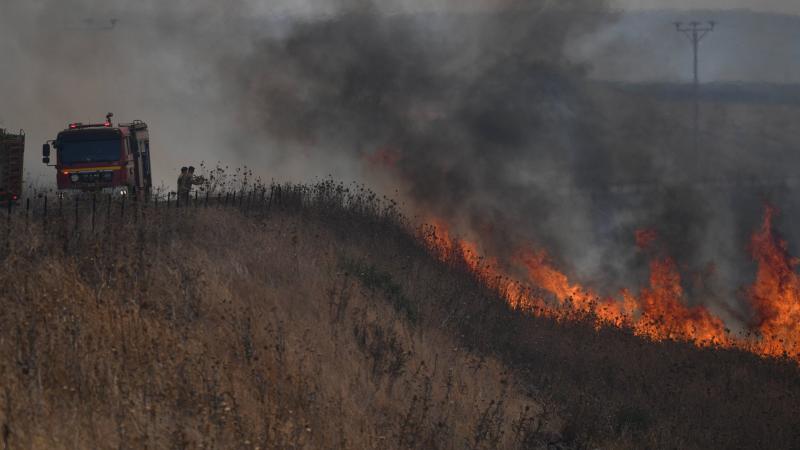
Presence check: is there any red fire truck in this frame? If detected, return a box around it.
[0,128,25,206]
[43,113,152,197]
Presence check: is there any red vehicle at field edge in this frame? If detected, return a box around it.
[43,113,152,197]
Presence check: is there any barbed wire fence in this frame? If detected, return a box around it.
[0,179,407,259]
[0,184,277,254]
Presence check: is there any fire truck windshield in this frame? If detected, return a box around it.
[59,139,121,164]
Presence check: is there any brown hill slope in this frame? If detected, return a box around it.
[0,198,552,449]
[0,185,799,449]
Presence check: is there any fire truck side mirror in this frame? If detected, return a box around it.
[42,143,51,164]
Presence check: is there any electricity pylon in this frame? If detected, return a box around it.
[675,21,716,160]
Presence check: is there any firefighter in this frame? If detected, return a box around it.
[181,166,204,204]
[177,167,189,204]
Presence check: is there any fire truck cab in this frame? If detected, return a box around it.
[43,113,152,197]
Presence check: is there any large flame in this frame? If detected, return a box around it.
[421,205,800,361]
[518,246,728,346]
[748,206,800,357]
[634,257,729,345]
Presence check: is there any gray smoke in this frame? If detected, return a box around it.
[225,2,800,329]
[568,9,800,83]
[227,5,615,254]
[0,0,266,186]
[2,0,798,330]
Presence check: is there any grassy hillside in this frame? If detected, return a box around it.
[0,184,799,449]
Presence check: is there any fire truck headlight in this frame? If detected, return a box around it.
[70,174,79,183]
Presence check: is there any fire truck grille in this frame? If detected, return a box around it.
[76,171,114,183]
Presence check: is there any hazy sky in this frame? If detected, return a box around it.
[616,0,800,14]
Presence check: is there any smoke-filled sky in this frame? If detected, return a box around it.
[617,0,800,14]
[2,0,800,331]
[2,0,795,183]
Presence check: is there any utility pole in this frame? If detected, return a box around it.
[676,21,716,85]
[675,20,716,160]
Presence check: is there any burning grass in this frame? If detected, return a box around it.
[424,205,800,359]
[0,181,798,449]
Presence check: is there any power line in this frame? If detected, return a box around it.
[675,20,716,160]
[675,21,716,86]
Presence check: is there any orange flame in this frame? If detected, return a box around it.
[748,206,800,358]
[421,205,800,361]
[634,257,728,345]
[635,229,659,249]
[518,248,727,345]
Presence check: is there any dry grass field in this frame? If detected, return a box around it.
[0,183,798,449]
[0,189,553,449]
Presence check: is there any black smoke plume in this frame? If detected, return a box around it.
[226,3,800,329]
[4,0,798,329]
